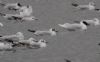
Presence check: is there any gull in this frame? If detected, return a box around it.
[81,18,100,26]
[0,42,16,52]
[13,37,38,48]
[1,37,37,48]
[27,28,58,36]
[21,16,38,22]
[18,5,33,17]
[27,39,48,48]
[0,0,22,11]
[3,2,22,11]
[37,39,48,48]
[3,3,33,16]
[72,2,100,11]
[0,13,22,21]
[0,32,24,47]
[15,38,47,49]
[18,37,38,45]
[58,22,87,31]
[0,32,24,41]
[0,42,12,50]
[0,13,38,23]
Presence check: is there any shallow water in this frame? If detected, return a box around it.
[0,0,100,62]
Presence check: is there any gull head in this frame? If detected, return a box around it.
[93,18,100,25]
[50,28,58,32]
[89,2,95,6]
[39,39,48,43]
[49,28,58,36]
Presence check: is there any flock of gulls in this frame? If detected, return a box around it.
[0,0,99,57]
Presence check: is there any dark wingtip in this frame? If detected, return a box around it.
[35,18,39,20]
[0,35,3,37]
[51,28,56,31]
[98,43,100,46]
[64,59,71,62]
[82,21,90,26]
[27,29,36,33]
[94,8,100,11]
[17,3,22,7]
[71,3,78,7]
